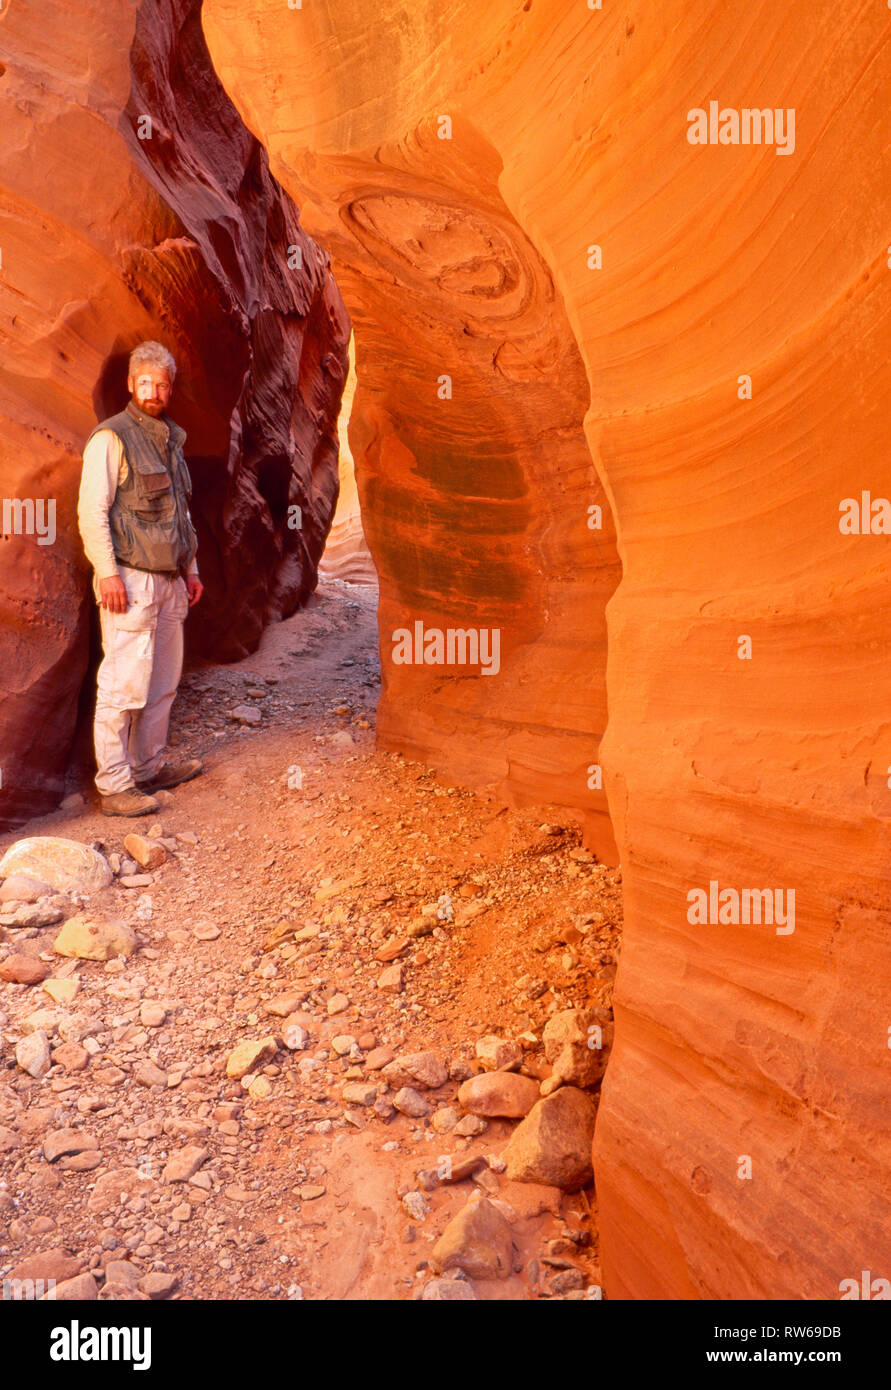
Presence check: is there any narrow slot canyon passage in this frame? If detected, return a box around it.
[1,0,889,1321]
[0,239,624,1299]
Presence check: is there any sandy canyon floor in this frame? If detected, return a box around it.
[0,580,622,1301]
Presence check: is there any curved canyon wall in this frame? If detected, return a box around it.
[251,114,619,850]
[203,0,891,1298]
[0,0,349,829]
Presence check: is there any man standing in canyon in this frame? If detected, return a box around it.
[77,341,205,817]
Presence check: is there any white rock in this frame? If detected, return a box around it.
[402,1191,430,1222]
[16,1030,51,1078]
[0,838,112,894]
[228,705,262,726]
[475,1035,523,1071]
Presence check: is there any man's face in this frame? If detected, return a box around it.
[128,367,172,418]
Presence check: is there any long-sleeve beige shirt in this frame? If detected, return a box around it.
[77,429,199,598]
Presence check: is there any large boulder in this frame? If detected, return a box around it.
[503,1086,597,1192]
[457,1071,540,1119]
[0,839,111,894]
[430,1198,515,1281]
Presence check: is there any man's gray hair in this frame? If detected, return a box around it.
[129,341,177,380]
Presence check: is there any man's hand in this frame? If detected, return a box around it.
[99,576,128,613]
[186,574,204,608]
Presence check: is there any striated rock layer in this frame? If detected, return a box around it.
[204,0,891,1297]
[200,35,621,856]
[0,0,349,829]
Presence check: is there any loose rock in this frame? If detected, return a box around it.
[134,1060,168,1088]
[44,1128,99,1162]
[342,1082,377,1107]
[16,1030,51,1078]
[122,835,167,871]
[0,952,50,984]
[139,1272,179,1299]
[229,704,262,725]
[163,1146,208,1183]
[420,1278,479,1301]
[431,1106,460,1134]
[377,964,404,993]
[381,1052,448,1091]
[42,978,79,1003]
[0,838,112,894]
[475,1035,523,1071]
[226,1037,277,1079]
[402,1191,430,1221]
[42,1272,98,1301]
[454,1115,488,1137]
[393,1087,432,1118]
[431,1198,515,1280]
[0,873,54,903]
[8,1249,83,1284]
[0,903,65,929]
[541,1008,614,1092]
[503,1086,597,1191]
[457,1071,540,1118]
[53,914,137,961]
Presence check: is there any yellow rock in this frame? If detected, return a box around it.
[248,1075,272,1100]
[225,1037,277,1079]
[42,977,79,1003]
[53,914,137,961]
[122,834,167,871]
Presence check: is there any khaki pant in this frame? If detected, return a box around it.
[93,565,189,795]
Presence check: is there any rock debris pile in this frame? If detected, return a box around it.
[0,584,621,1301]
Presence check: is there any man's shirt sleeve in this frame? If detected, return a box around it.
[77,431,125,581]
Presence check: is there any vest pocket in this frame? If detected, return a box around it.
[133,461,175,521]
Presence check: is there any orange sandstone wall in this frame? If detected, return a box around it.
[0,0,349,828]
[203,0,891,1297]
[203,12,621,856]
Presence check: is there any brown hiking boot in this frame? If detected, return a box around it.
[101,787,160,817]
[136,758,204,793]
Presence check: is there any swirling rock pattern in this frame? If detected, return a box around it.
[204,0,891,1297]
[0,0,349,829]
[202,64,621,854]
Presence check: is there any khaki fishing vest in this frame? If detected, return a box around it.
[86,401,198,574]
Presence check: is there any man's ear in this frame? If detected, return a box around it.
[126,375,135,394]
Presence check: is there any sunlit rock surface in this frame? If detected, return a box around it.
[204,0,891,1298]
[318,343,377,587]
